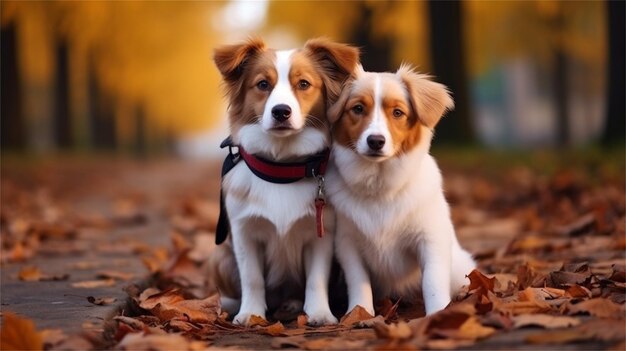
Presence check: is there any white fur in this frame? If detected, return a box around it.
[261,50,304,134]
[356,76,394,157]
[328,114,475,316]
[224,54,337,326]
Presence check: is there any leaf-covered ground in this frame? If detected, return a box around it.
[1,149,624,350]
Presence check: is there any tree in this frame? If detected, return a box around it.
[427,0,475,144]
[602,0,625,144]
[1,22,25,150]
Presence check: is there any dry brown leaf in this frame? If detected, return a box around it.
[87,296,117,306]
[40,328,68,348]
[117,331,206,351]
[0,312,43,351]
[141,290,220,323]
[96,270,135,281]
[71,278,116,288]
[262,321,286,336]
[248,314,270,327]
[18,266,41,281]
[564,284,592,298]
[373,321,413,340]
[548,270,593,287]
[340,305,375,327]
[296,314,308,328]
[564,298,625,319]
[114,316,147,331]
[512,314,581,329]
[516,263,548,289]
[467,269,495,298]
[494,300,552,315]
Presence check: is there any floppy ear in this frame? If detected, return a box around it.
[303,38,360,106]
[397,64,454,129]
[213,37,266,83]
[327,81,352,124]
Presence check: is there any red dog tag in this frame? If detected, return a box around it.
[315,198,325,238]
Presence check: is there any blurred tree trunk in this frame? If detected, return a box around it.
[54,40,73,149]
[88,59,117,151]
[427,0,474,144]
[133,105,147,158]
[1,22,26,150]
[603,0,625,144]
[349,2,393,72]
[552,7,570,146]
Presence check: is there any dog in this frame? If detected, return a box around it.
[210,37,359,326]
[325,64,476,316]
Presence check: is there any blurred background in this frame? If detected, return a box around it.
[1,0,624,158]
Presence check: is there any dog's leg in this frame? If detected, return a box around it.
[335,217,375,316]
[450,242,475,295]
[231,221,267,325]
[303,232,338,325]
[418,198,454,315]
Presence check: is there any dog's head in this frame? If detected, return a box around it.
[214,37,359,144]
[329,65,453,161]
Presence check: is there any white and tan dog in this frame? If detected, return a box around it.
[326,65,475,316]
[210,38,359,326]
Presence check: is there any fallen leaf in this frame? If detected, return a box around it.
[373,321,412,340]
[87,296,117,306]
[467,269,495,298]
[564,284,592,298]
[117,331,206,351]
[516,263,548,289]
[0,312,43,351]
[41,328,68,348]
[96,270,135,281]
[139,289,220,323]
[564,298,625,319]
[18,266,41,281]
[262,321,286,336]
[71,278,116,288]
[512,314,580,329]
[296,314,308,328]
[248,314,270,327]
[340,305,375,327]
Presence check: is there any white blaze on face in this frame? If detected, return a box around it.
[357,75,394,157]
[262,49,304,132]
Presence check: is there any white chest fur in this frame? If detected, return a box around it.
[223,162,318,236]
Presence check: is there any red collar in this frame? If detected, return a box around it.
[215,136,329,244]
[238,147,329,184]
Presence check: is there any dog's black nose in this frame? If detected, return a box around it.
[367,134,386,151]
[271,104,291,122]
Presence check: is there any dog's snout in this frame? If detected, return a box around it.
[271,104,292,122]
[366,134,386,151]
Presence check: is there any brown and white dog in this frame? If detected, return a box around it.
[210,38,359,326]
[326,65,475,316]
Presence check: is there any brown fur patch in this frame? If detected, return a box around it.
[213,38,360,138]
[332,69,452,155]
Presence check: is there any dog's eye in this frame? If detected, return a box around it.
[297,80,311,90]
[392,109,405,118]
[351,104,364,115]
[256,80,270,91]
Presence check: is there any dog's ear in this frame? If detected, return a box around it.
[327,81,351,124]
[397,64,454,129]
[304,38,360,106]
[213,37,266,83]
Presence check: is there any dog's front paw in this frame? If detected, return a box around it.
[233,311,266,326]
[305,309,338,326]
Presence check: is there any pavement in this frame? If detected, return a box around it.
[0,158,222,335]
